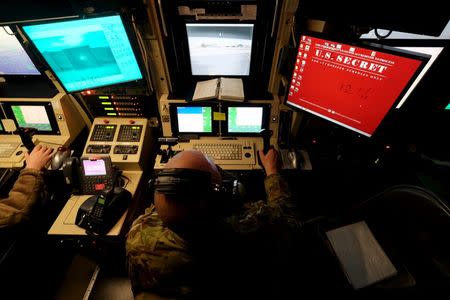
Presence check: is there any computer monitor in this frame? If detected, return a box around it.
[223,103,270,136]
[0,26,41,75]
[446,103,450,110]
[169,103,218,136]
[4,102,59,134]
[22,15,143,93]
[394,46,444,108]
[186,23,254,76]
[286,34,429,137]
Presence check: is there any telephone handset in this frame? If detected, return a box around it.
[76,186,132,235]
[62,156,119,195]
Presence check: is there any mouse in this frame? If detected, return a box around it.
[51,147,71,170]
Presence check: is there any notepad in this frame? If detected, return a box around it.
[192,77,244,101]
[326,221,397,289]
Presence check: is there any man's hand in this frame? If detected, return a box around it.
[258,148,279,177]
[24,145,54,170]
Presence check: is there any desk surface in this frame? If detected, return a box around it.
[48,170,143,236]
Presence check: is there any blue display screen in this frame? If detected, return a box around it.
[23,15,143,92]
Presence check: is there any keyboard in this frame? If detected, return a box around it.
[0,143,20,158]
[190,140,256,165]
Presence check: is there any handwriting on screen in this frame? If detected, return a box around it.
[339,83,374,100]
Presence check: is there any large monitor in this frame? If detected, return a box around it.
[3,102,59,134]
[169,103,217,136]
[186,24,254,76]
[22,15,143,92]
[0,26,41,75]
[223,104,270,136]
[394,46,444,108]
[286,34,429,137]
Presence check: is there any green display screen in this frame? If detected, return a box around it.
[0,121,3,131]
[11,105,52,131]
[97,196,106,205]
[446,103,450,110]
[228,107,263,133]
[177,106,212,133]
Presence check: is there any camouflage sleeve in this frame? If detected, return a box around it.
[126,206,194,297]
[0,168,42,229]
[227,173,300,233]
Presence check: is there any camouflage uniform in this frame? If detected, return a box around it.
[126,173,300,298]
[0,169,43,229]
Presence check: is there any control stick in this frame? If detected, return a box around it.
[14,127,37,152]
[259,129,273,154]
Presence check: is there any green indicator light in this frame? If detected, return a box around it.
[107,113,117,116]
[445,103,450,110]
[101,102,112,105]
[104,107,114,111]
[99,96,109,100]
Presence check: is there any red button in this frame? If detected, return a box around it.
[103,119,109,124]
[95,183,105,190]
[129,120,135,124]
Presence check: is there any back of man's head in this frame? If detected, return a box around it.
[154,151,222,233]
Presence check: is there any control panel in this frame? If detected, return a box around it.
[118,125,142,142]
[86,145,111,154]
[83,118,150,171]
[90,125,117,142]
[83,94,153,118]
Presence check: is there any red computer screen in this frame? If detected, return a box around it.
[286,35,426,136]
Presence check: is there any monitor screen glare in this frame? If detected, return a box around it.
[228,107,263,133]
[176,106,212,133]
[11,105,52,131]
[22,15,143,92]
[0,26,40,75]
[186,24,254,76]
[286,35,426,137]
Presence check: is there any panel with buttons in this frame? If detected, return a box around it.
[114,145,139,154]
[86,145,111,154]
[117,125,142,142]
[90,125,117,141]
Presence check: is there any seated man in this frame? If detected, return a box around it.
[126,149,300,299]
[0,145,54,229]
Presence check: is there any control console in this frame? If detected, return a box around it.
[83,118,150,170]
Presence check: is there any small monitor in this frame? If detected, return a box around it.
[22,15,143,92]
[5,102,59,134]
[82,159,107,176]
[169,103,217,136]
[186,23,254,76]
[0,26,40,75]
[286,34,429,137]
[223,104,270,136]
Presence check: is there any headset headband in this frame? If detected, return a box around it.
[153,168,213,195]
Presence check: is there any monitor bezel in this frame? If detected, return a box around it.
[169,102,219,136]
[284,31,431,138]
[0,25,42,77]
[221,103,271,137]
[0,118,5,134]
[20,13,145,94]
[3,101,60,135]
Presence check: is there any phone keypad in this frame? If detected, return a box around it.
[92,204,104,218]
[82,176,112,194]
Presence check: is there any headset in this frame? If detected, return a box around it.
[148,168,245,205]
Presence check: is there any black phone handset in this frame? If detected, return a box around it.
[76,186,132,235]
[14,127,37,152]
